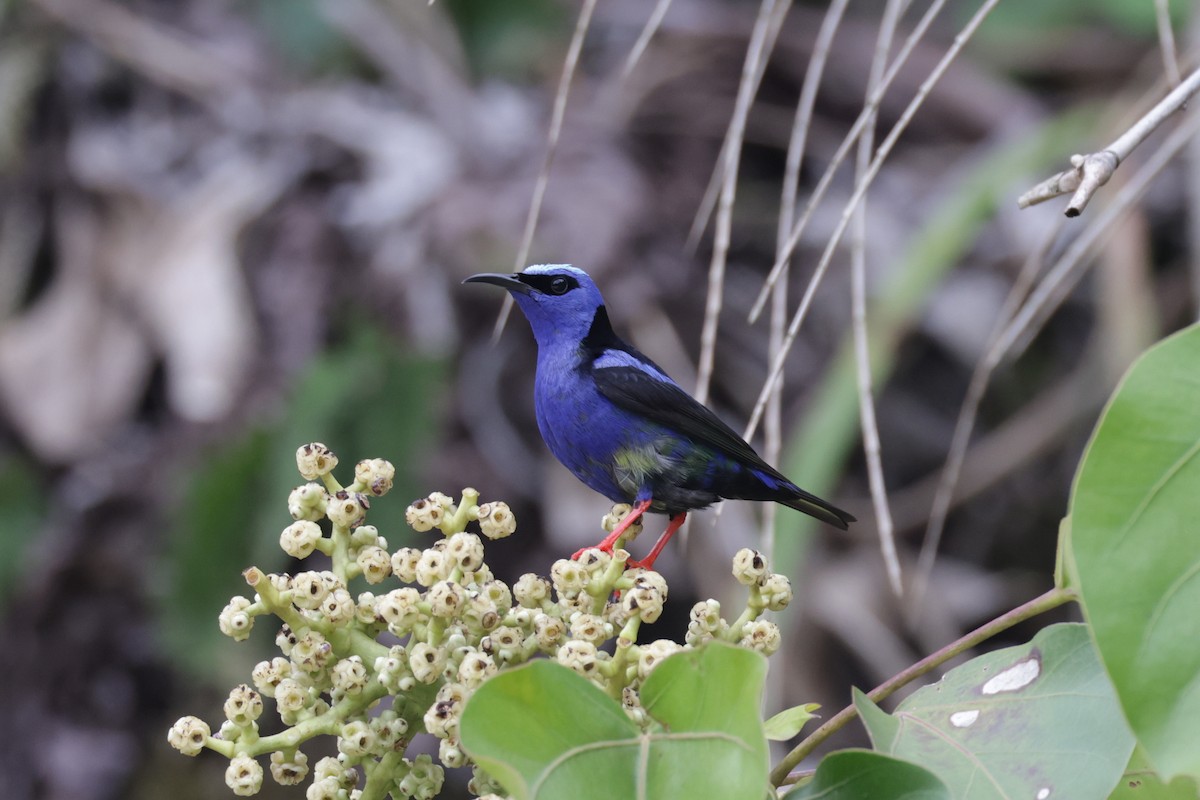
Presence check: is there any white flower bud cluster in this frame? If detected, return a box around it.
[295,442,338,481]
[171,450,801,800]
[474,501,516,540]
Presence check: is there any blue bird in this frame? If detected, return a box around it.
[464,265,854,569]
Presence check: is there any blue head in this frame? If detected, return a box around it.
[464,265,606,349]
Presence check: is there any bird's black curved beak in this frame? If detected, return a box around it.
[463,273,532,295]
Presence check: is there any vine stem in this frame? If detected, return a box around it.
[770,586,1077,786]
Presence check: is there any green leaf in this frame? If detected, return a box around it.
[782,750,950,800]
[763,704,820,741]
[460,642,770,800]
[1068,322,1200,781]
[1108,746,1200,800]
[856,623,1134,800]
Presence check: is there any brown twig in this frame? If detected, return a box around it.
[694,0,791,404]
[770,587,1077,786]
[491,0,598,341]
[1018,66,1200,217]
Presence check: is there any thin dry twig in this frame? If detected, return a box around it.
[747,0,954,323]
[760,0,850,554]
[909,221,1063,616]
[851,0,905,598]
[1018,66,1200,217]
[1155,0,1182,88]
[694,0,791,404]
[1003,108,1200,361]
[491,0,598,341]
[621,0,674,78]
[746,0,1005,440]
[685,0,792,254]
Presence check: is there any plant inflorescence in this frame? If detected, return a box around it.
[168,443,795,799]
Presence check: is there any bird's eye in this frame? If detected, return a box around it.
[550,277,570,295]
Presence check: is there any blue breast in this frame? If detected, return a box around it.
[532,346,655,503]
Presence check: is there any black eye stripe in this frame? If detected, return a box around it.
[519,273,580,295]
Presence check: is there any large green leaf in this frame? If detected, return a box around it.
[460,642,770,800]
[1108,747,1200,800]
[782,750,949,800]
[857,623,1134,800]
[1069,322,1200,781]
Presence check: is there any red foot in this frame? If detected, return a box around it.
[626,512,687,571]
[571,499,652,561]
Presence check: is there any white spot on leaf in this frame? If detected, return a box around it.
[1037,788,1051,799]
[981,657,1040,694]
[950,709,980,728]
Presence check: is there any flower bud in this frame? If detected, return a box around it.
[602,503,641,536]
[371,710,409,750]
[296,442,338,480]
[219,596,255,641]
[476,501,516,539]
[167,716,210,756]
[446,532,485,571]
[732,548,769,586]
[355,546,392,584]
[513,573,551,608]
[405,497,445,532]
[250,656,291,696]
[759,572,793,611]
[355,458,396,496]
[568,612,612,645]
[274,677,309,715]
[415,548,450,586]
[279,520,322,559]
[326,490,368,528]
[409,641,447,684]
[269,750,308,786]
[320,587,356,627]
[291,629,332,672]
[637,639,682,679]
[739,619,782,655]
[331,655,368,695]
[338,720,377,758]
[533,613,566,652]
[556,639,599,676]
[622,581,666,624]
[223,684,263,727]
[427,580,467,619]
[287,483,327,522]
[550,559,588,595]
[225,755,263,796]
[457,650,497,689]
[575,547,612,573]
[439,737,467,768]
[377,587,423,635]
[391,547,421,583]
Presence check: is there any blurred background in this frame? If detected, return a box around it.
[0,0,1195,797]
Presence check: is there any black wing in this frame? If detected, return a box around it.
[593,364,854,528]
[593,365,767,466]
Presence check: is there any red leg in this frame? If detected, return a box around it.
[627,512,687,571]
[571,499,653,560]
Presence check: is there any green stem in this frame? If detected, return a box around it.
[440,488,479,535]
[360,750,405,800]
[204,682,389,759]
[770,586,1076,786]
[245,568,331,638]
[330,523,351,578]
[601,616,641,699]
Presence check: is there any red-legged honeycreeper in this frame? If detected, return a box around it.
[464,265,854,569]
